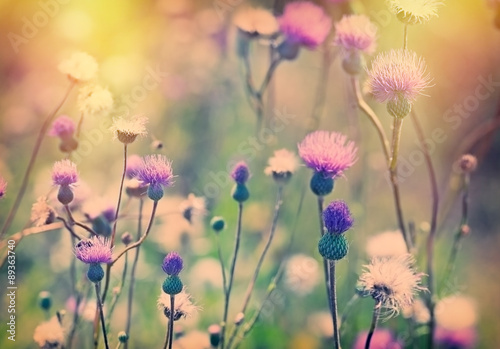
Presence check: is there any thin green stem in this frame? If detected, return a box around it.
[64,205,98,236]
[106,251,128,332]
[364,301,382,349]
[340,293,360,335]
[220,202,244,349]
[317,196,334,315]
[216,234,228,295]
[111,144,128,246]
[168,295,175,349]
[0,81,75,239]
[95,283,110,349]
[328,260,341,349]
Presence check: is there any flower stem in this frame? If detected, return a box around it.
[111,144,128,246]
[317,196,334,313]
[124,198,144,349]
[329,260,341,349]
[340,293,360,335]
[0,81,75,239]
[220,202,244,349]
[168,295,175,349]
[64,205,98,236]
[95,282,110,349]
[364,301,382,349]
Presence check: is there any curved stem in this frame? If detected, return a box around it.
[220,202,244,349]
[65,205,98,236]
[0,81,75,239]
[95,283,110,349]
[111,144,128,246]
[364,301,382,349]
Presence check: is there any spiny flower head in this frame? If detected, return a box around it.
[298,131,358,178]
[33,316,65,348]
[366,49,430,104]
[31,196,56,227]
[157,288,199,320]
[58,51,98,82]
[162,251,184,276]
[387,0,443,25]
[110,116,148,144]
[74,236,113,264]
[77,84,114,118]
[231,161,250,184]
[0,176,6,199]
[125,154,143,179]
[52,160,78,186]
[233,6,279,36]
[353,328,402,349]
[366,230,407,258]
[278,1,332,49]
[264,149,299,181]
[49,115,76,138]
[334,14,378,54]
[136,155,174,188]
[323,200,354,234]
[358,254,426,318]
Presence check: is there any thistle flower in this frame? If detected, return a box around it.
[208,324,222,348]
[322,200,354,234]
[58,51,98,82]
[231,161,250,184]
[180,193,207,223]
[298,131,358,179]
[110,116,148,144]
[31,196,56,227]
[435,327,477,349]
[264,149,299,183]
[162,252,184,276]
[357,254,426,318]
[52,160,78,187]
[278,2,332,49]
[49,115,76,138]
[387,0,443,25]
[74,236,113,265]
[33,317,65,349]
[353,329,403,349]
[136,154,174,201]
[334,15,377,54]
[233,6,279,36]
[366,230,407,258]
[284,254,321,296]
[125,154,144,179]
[0,176,7,199]
[157,288,199,320]
[366,49,430,118]
[77,84,114,118]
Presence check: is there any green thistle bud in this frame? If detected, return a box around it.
[162,275,183,295]
[310,172,334,197]
[318,234,349,260]
[231,183,249,203]
[38,291,52,311]
[57,185,74,205]
[87,263,105,283]
[210,216,225,233]
[147,184,164,201]
[118,331,129,343]
[387,95,411,119]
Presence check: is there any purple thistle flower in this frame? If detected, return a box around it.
[126,154,143,179]
[278,1,332,49]
[298,131,357,178]
[52,160,78,186]
[435,327,477,349]
[323,200,353,234]
[48,115,76,138]
[74,236,113,264]
[136,155,174,189]
[0,176,7,199]
[366,49,430,104]
[231,161,250,184]
[334,14,378,54]
[162,252,184,276]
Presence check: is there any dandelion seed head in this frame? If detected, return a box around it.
[74,236,113,264]
[77,84,114,118]
[157,288,199,320]
[334,14,378,54]
[366,230,407,258]
[49,115,76,138]
[31,196,56,227]
[264,149,299,179]
[233,6,279,36]
[58,51,98,82]
[298,131,358,178]
[110,116,148,144]
[278,1,332,49]
[52,159,78,186]
[33,317,65,348]
[366,49,430,104]
[136,154,174,188]
[387,0,443,24]
[230,161,250,184]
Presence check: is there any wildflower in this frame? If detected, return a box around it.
[264,148,299,183]
[157,288,199,320]
[49,115,76,138]
[323,200,354,234]
[435,327,477,349]
[284,254,320,296]
[230,161,250,202]
[74,236,113,265]
[126,154,144,179]
[366,230,407,258]
[136,154,174,201]
[233,6,279,36]
[33,317,65,348]
[77,84,114,118]
[208,324,221,348]
[353,329,403,349]
[458,154,478,173]
[0,176,7,199]
[387,0,443,25]
[52,160,78,187]
[210,216,225,233]
[180,194,207,224]
[110,116,148,144]
[162,252,184,276]
[357,254,426,318]
[31,196,56,227]
[58,51,98,82]
[121,232,133,245]
[118,331,129,344]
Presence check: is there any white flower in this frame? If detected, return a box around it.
[31,196,56,227]
[157,288,199,320]
[33,317,65,348]
[387,0,443,24]
[358,254,426,318]
[365,230,407,258]
[264,149,300,181]
[284,254,320,296]
[77,84,114,117]
[58,51,98,82]
[110,116,148,144]
[334,14,378,54]
[233,6,279,36]
[435,295,478,331]
[179,194,207,224]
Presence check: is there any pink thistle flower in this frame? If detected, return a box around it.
[298,131,357,178]
[137,155,174,188]
[334,14,377,54]
[49,115,76,138]
[278,1,332,49]
[52,160,78,186]
[230,161,251,184]
[366,49,430,104]
[0,176,7,199]
[353,329,403,349]
[74,236,113,264]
